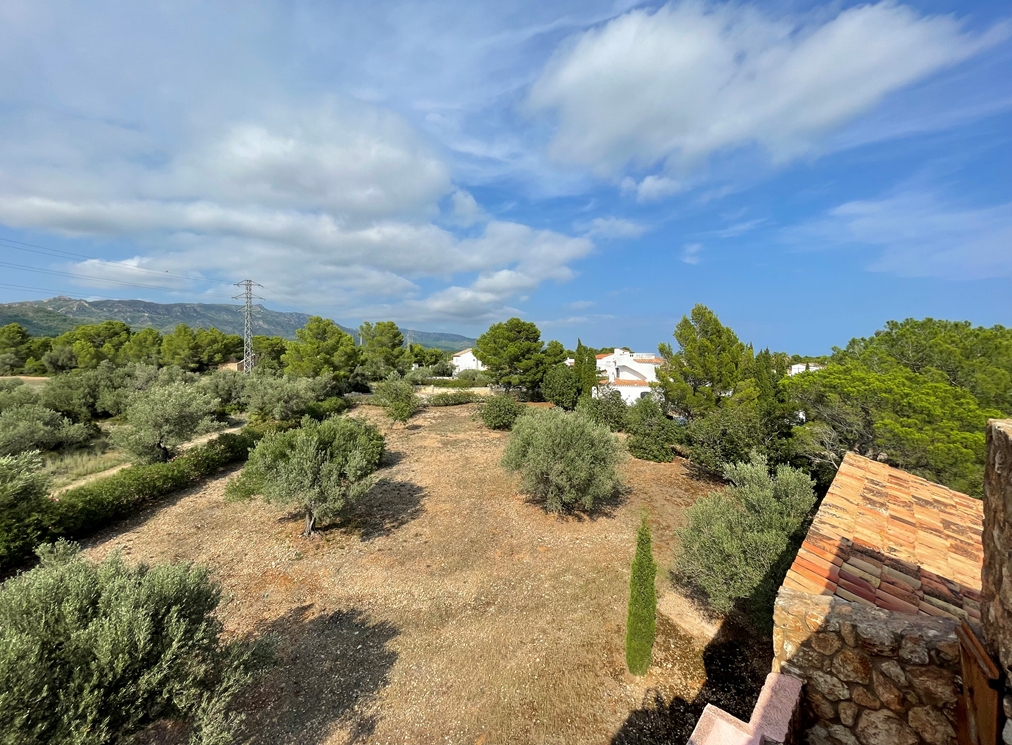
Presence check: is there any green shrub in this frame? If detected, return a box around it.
[576,388,628,432]
[478,393,525,430]
[372,373,421,424]
[0,541,271,745]
[501,409,622,511]
[420,376,483,388]
[226,416,384,535]
[674,453,816,616]
[0,452,50,572]
[304,395,351,420]
[685,404,768,473]
[246,373,336,422]
[426,391,482,406]
[0,404,93,457]
[542,364,580,410]
[626,395,679,462]
[626,514,657,675]
[0,429,262,573]
[200,369,250,411]
[113,382,220,463]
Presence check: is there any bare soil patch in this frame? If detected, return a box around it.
[84,404,769,744]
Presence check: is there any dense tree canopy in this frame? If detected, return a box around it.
[282,317,360,380]
[473,318,546,391]
[359,321,409,379]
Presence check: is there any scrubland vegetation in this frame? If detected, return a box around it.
[0,305,1008,742]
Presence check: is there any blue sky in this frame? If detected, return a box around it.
[0,0,1008,355]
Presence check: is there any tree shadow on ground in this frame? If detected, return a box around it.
[234,604,399,745]
[379,448,408,468]
[335,478,426,541]
[610,613,771,745]
[519,482,632,523]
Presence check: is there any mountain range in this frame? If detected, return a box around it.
[0,297,476,352]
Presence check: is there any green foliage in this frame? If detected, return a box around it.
[501,409,622,512]
[252,335,287,371]
[0,402,92,457]
[576,388,628,432]
[626,396,678,462]
[684,404,770,474]
[474,318,546,391]
[542,364,580,410]
[784,363,996,496]
[0,452,50,573]
[200,369,250,411]
[304,395,351,421]
[571,339,600,398]
[372,373,421,424]
[0,541,271,745]
[227,416,384,535]
[51,321,132,370]
[426,391,482,406]
[112,382,220,463]
[655,305,753,418]
[282,317,359,381]
[409,344,448,368]
[118,326,162,365]
[675,453,816,615]
[0,430,260,572]
[478,393,525,430]
[454,368,488,385]
[359,321,409,380]
[833,318,1012,413]
[160,324,203,371]
[245,373,336,422]
[626,514,657,675]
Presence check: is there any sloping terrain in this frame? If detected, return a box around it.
[0,297,477,349]
[84,405,768,744]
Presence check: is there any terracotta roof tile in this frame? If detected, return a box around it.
[783,452,982,617]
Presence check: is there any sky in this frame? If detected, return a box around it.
[0,0,1009,355]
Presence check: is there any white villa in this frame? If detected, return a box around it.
[788,362,825,376]
[595,348,665,404]
[451,348,485,374]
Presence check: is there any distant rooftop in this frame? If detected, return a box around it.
[784,452,983,623]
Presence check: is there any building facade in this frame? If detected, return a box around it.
[595,348,664,404]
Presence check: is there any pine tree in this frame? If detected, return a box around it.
[625,513,657,675]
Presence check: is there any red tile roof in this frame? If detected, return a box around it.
[784,452,983,622]
[611,379,650,387]
[452,348,473,357]
[596,353,610,359]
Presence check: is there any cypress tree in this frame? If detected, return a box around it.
[625,513,657,675]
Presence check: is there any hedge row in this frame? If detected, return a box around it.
[426,391,483,406]
[1,427,269,575]
[417,378,484,389]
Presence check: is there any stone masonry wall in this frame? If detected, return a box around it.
[982,419,1012,743]
[774,587,961,745]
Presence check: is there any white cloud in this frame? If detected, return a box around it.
[528,1,1008,177]
[569,299,595,310]
[785,190,1012,279]
[682,243,703,265]
[578,216,646,239]
[447,189,487,226]
[633,176,684,202]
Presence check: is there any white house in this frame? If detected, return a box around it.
[595,349,665,404]
[788,362,825,376]
[451,348,485,374]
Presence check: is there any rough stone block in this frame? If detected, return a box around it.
[899,634,929,664]
[879,660,907,686]
[812,632,843,656]
[841,621,856,648]
[906,666,958,708]
[855,709,918,745]
[852,686,881,710]
[807,688,836,720]
[832,649,872,684]
[810,671,850,701]
[872,669,906,713]
[857,624,898,657]
[908,706,956,745]
[828,723,860,745]
[839,701,859,727]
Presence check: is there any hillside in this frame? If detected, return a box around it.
[0,297,476,351]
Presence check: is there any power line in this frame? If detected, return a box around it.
[0,236,236,286]
[0,282,128,301]
[0,260,237,299]
[233,280,263,374]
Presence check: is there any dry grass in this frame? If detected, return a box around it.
[83,404,770,745]
[43,439,129,489]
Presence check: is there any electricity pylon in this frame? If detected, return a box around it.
[233,280,263,374]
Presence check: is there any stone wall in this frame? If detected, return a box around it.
[982,419,1012,743]
[773,587,961,745]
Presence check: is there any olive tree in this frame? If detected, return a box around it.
[112,382,220,463]
[226,416,384,536]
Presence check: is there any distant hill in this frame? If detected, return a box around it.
[0,297,476,352]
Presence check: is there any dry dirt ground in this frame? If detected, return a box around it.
[83,404,771,745]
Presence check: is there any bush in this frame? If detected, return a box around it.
[372,373,421,424]
[626,514,657,675]
[0,541,271,745]
[455,368,482,383]
[426,391,482,406]
[201,369,250,411]
[626,396,679,462]
[226,416,384,535]
[674,453,816,617]
[501,408,622,511]
[478,393,525,430]
[542,364,580,410]
[420,376,483,388]
[0,403,93,457]
[0,452,50,572]
[576,388,628,432]
[113,382,220,463]
[684,404,768,474]
[246,373,336,422]
[304,395,351,420]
